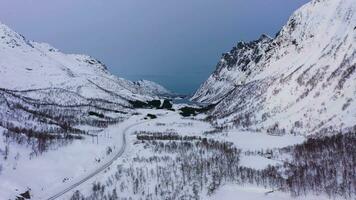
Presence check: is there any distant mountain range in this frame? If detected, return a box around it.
[192,0,356,136]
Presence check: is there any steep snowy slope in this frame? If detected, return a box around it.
[193,0,356,135]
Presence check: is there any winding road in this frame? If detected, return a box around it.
[45,119,150,200]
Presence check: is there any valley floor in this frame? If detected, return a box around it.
[0,107,350,200]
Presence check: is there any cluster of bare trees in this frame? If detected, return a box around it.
[0,89,126,155]
[136,131,201,141]
[281,132,356,198]
[69,132,284,199]
[70,133,242,199]
[70,130,355,200]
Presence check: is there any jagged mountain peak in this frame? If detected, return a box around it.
[258,34,272,41]
[235,34,272,49]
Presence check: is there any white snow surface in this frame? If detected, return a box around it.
[219,130,305,151]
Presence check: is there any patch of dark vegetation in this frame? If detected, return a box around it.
[148,100,161,108]
[129,100,148,108]
[136,131,201,141]
[179,103,216,117]
[146,114,157,119]
[161,99,173,110]
[16,190,31,200]
[179,106,198,117]
[130,99,173,110]
[88,111,105,118]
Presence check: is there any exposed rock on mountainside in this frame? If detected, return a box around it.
[192,0,356,135]
[192,34,273,103]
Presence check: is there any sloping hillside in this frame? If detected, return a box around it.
[0,22,172,149]
[193,0,356,135]
[0,22,173,199]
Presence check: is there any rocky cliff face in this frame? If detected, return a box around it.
[192,34,273,103]
[192,0,356,135]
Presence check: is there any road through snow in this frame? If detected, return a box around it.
[45,118,152,200]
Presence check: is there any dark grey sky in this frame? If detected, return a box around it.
[0,0,309,94]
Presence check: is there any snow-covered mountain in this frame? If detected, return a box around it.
[0,22,171,143]
[0,22,170,103]
[192,0,356,135]
[133,79,174,97]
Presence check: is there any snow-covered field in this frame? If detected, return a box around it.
[50,108,328,200]
[33,108,214,199]
[216,130,305,151]
[0,104,351,200]
[0,111,155,199]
